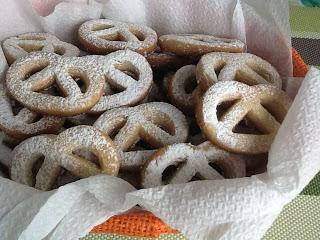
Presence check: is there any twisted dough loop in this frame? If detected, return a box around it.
[0,85,64,139]
[196,52,282,91]
[11,126,120,190]
[6,50,153,116]
[94,102,188,171]
[2,32,80,64]
[159,34,245,56]
[5,52,106,116]
[89,50,153,113]
[196,81,291,154]
[141,142,246,188]
[78,19,158,55]
[167,65,198,114]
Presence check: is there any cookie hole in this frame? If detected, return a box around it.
[184,77,197,94]
[72,149,99,166]
[217,99,240,121]
[0,162,9,178]
[53,46,66,55]
[108,120,127,139]
[232,117,267,135]
[260,102,285,123]
[99,33,127,42]
[106,84,124,95]
[132,140,155,151]
[40,85,61,96]
[2,139,17,150]
[11,100,25,116]
[74,76,87,93]
[214,62,227,76]
[190,174,202,181]
[246,63,274,84]
[32,155,45,186]
[129,30,146,41]
[54,170,80,188]
[18,35,46,41]
[29,113,43,124]
[91,24,114,31]
[68,69,88,94]
[209,162,224,176]
[162,161,186,184]
[22,61,49,81]
[114,63,140,81]
[18,43,44,53]
[188,119,201,136]
[144,113,176,136]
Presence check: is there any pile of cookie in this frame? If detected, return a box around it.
[0,19,291,190]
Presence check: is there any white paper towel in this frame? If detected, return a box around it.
[0,1,319,240]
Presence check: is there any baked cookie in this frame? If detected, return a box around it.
[196,81,291,154]
[167,65,198,114]
[196,52,282,91]
[94,102,188,171]
[2,32,80,64]
[141,142,246,188]
[159,34,245,56]
[0,85,64,139]
[11,126,120,190]
[78,19,157,55]
[89,50,153,113]
[5,52,106,116]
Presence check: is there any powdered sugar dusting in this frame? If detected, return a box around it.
[5,52,106,116]
[199,81,292,154]
[10,126,120,190]
[78,19,157,55]
[159,34,245,56]
[2,32,80,64]
[197,52,282,90]
[141,143,223,188]
[90,50,153,113]
[94,102,189,169]
[168,64,197,113]
[0,84,64,139]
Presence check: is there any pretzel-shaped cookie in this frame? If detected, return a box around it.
[5,52,106,116]
[167,65,198,114]
[159,34,245,56]
[0,85,64,139]
[196,52,282,91]
[141,142,246,188]
[78,19,157,55]
[11,126,120,190]
[146,47,195,70]
[196,81,291,154]
[94,102,188,171]
[2,32,80,64]
[89,50,153,113]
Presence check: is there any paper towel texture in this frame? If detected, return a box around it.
[0,1,319,240]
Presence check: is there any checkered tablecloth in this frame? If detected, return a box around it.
[82,3,320,240]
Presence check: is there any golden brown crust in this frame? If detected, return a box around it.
[196,81,292,154]
[78,19,157,55]
[159,34,245,57]
[10,126,120,190]
[2,32,80,65]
